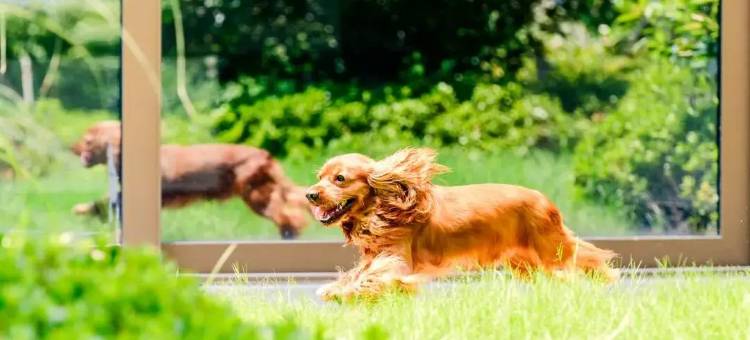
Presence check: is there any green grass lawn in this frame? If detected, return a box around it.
[0,159,113,237]
[218,271,750,339]
[0,147,636,241]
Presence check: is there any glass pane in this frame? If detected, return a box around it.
[161,0,719,241]
[0,0,122,241]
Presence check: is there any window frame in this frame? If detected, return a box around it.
[121,0,750,273]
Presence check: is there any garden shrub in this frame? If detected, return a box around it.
[212,87,367,158]
[0,114,58,179]
[0,232,321,339]
[518,21,632,116]
[212,81,576,159]
[573,60,718,232]
[609,0,718,70]
[425,83,580,153]
[0,102,64,179]
[3,2,121,112]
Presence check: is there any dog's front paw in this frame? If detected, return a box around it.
[316,282,344,302]
[72,203,96,215]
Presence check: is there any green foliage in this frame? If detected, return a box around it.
[161,58,225,117]
[525,0,720,232]
[1,1,119,60]
[162,0,337,80]
[574,60,718,232]
[1,1,120,111]
[518,21,633,115]
[424,84,581,153]
[611,0,718,68]
[0,232,323,339]
[212,81,577,159]
[0,115,58,179]
[163,0,537,85]
[540,0,620,31]
[0,103,63,179]
[536,0,718,71]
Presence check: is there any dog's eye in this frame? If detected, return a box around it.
[334,175,345,183]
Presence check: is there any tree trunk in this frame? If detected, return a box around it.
[19,52,34,105]
[39,41,62,99]
[0,12,6,75]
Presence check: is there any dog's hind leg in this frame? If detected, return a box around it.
[501,248,545,280]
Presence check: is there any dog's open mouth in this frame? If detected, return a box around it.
[312,198,355,225]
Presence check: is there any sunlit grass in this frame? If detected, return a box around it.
[0,159,112,237]
[218,271,750,340]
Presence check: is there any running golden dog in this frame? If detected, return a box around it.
[306,148,617,301]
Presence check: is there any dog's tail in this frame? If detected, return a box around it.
[572,238,620,282]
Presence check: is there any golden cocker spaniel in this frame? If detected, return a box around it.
[306,148,618,301]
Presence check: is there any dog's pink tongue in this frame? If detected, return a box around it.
[312,206,327,221]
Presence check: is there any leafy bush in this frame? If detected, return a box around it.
[573,60,718,232]
[0,102,64,179]
[0,232,320,339]
[3,1,121,111]
[570,0,719,232]
[610,0,718,70]
[212,81,577,159]
[518,21,632,116]
[536,0,718,72]
[424,83,581,153]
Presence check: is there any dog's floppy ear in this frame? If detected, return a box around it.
[367,148,449,223]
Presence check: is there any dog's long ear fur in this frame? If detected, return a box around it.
[367,148,449,224]
[71,141,83,156]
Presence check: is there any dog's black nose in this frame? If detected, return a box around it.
[281,228,297,240]
[306,191,319,203]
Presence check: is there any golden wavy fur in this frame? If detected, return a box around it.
[306,148,618,301]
